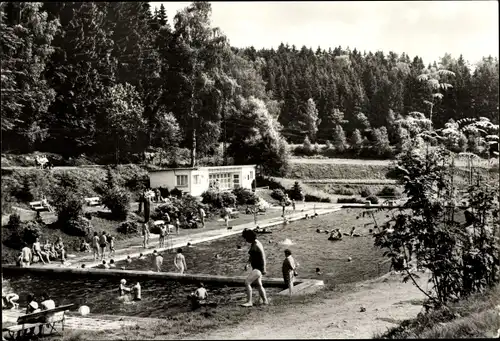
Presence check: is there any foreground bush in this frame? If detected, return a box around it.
[360,187,372,197]
[304,194,331,203]
[288,181,305,201]
[116,221,140,235]
[63,217,94,238]
[53,191,84,224]
[102,187,130,220]
[377,185,402,198]
[201,190,237,209]
[366,195,379,204]
[271,188,286,202]
[5,220,44,249]
[7,213,21,228]
[232,187,258,206]
[152,195,201,223]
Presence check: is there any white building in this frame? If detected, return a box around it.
[149,165,257,197]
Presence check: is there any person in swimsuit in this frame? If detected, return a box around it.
[174,248,187,274]
[32,237,50,264]
[92,232,100,260]
[188,282,208,310]
[109,236,116,257]
[142,223,150,248]
[132,282,141,301]
[20,243,32,267]
[158,225,166,248]
[282,249,298,297]
[54,237,66,261]
[119,279,131,296]
[26,294,40,314]
[99,232,108,260]
[153,250,163,272]
[2,289,19,309]
[241,229,268,307]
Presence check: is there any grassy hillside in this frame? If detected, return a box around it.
[376,284,500,339]
[286,162,392,180]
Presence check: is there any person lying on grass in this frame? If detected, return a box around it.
[241,229,269,307]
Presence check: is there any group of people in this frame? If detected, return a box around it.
[119,279,142,301]
[91,231,115,261]
[17,236,66,267]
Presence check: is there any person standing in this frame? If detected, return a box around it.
[199,207,206,228]
[241,229,268,307]
[281,200,286,217]
[291,199,296,211]
[92,232,100,261]
[153,250,163,272]
[20,243,32,267]
[174,248,187,274]
[282,249,298,297]
[99,232,108,260]
[144,194,151,223]
[142,223,150,248]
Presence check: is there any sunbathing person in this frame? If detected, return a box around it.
[109,259,116,268]
[32,237,50,264]
[54,237,66,261]
[26,294,40,314]
[43,240,57,260]
[328,229,343,241]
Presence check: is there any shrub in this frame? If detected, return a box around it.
[377,186,402,198]
[360,187,372,198]
[304,194,332,203]
[102,187,130,221]
[337,197,366,204]
[255,176,285,190]
[117,221,140,235]
[152,195,200,223]
[158,186,170,198]
[5,220,44,249]
[53,191,84,224]
[333,187,355,196]
[1,184,13,216]
[201,190,237,209]
[170,187,183,198]
[7,213,21,228]
[288,181,305,201]
[271,188,286,202]
[232,187,258,206]
[366,195,379,204]
[63,217,94,238]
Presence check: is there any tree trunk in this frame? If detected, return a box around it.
[191,128,197,168]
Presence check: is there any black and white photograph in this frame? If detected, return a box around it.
[1,1,499,339]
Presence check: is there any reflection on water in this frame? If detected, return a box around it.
[5,273,279,318]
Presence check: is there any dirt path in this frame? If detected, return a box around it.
[185,272,430,340]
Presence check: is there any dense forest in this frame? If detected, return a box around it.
[1,2,499,174]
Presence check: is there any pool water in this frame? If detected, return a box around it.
[4,209,391,318]
[4,273,281,318]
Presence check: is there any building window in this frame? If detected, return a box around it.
[250,171,254,179]
[233,174,240,188]
[193,175,201,185]
[176,175,188,187]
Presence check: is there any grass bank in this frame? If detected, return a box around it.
[376,284,500,339]
[285,162,392,180]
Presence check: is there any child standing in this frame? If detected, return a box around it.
[109,236,116,257]
[282,249,298,297]
[174,248,187,274]
[159,225,166,248]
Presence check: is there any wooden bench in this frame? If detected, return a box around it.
[29,201,53,212]
[3,304,74,340]
[84,197,101,206]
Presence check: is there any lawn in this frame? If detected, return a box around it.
[116,208,393,286]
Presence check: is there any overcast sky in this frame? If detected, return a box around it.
[152,1,499,66]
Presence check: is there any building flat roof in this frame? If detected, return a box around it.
[149,164,256,173]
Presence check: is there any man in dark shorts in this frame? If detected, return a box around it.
[99,232,108,260]
[241,229,268,307]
